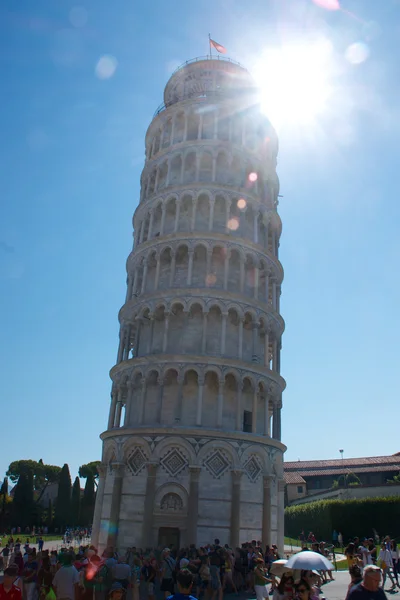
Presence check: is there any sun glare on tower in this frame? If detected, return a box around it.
[253,39,335,131]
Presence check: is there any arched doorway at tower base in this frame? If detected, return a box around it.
[158,527,180,549]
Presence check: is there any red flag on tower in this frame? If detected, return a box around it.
[210,38,227,54]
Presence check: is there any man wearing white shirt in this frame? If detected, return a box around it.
[53,554,79,600]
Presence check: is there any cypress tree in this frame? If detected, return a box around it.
[80,473,95,526]
[12,469,34,528]
[54,463,71,530]
[0,477,9,530]
[47,498,53,530]
[71,476,81,526]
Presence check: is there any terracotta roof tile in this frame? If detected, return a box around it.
[284,472,306,484]
[284,454,400,471]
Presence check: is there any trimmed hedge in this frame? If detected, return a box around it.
[285,496,400,541]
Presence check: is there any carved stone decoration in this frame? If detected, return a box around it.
[160,492,184,511]
[160,447,188,476]
[127,447,148,476]
[244,454,263,483]
[203,449,231,479]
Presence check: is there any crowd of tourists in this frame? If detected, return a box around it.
[344,536,400,592]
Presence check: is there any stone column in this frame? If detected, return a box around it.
[196,376,204,426]
[169,255,176,286]
[238,318,243,360]
[139,221,145,244]
[201,312,208,353]
[276,339,281,374]
[277,479,285,554]
[254,265,259,300]
[236,383,243,431]
[132,266,139,297]
[123,326,131,360]
[124,381,134,426]
[108,388,118,430]
[148,209,154,240]
[272,280,277,310]
[157,376,164,423]
[135,319,142,356]
[170,118,175,145]
[221,312,227,355]
[223,250,230,290]
[106,462,125,548]
[125,275,133,303]
[206,249,212,282]
[141,261,148,294]
[117,328,125,364]
[174,200,181,232]
[160,205,166,235]
[239,256,245,292]
[264,394,270,436]
[254,212,259,244]
[209,198,215,230]
[272,338,278,371]
[265,272,270,304]
[154,254,161,290]
[114,393,123,428]
[147,315,155,354]
[142,463,158,547]
[225,199,231,233]
[217,378,224,427]
[198,114,203,139]
[264,330,270,368]
[191,198,197,231]
[183,114,188,142]
[91,463,107,549]
[187,250,194,285]
[272,401,278,439]
[212,157,216,182]
[230,470,243,549]
[187,467,201,544]
[252,323,259,362]
[252,389,258,433]
[176,374,184,423]
[262,475,272,547]
[139,377,147,424]
[163,312,170,352]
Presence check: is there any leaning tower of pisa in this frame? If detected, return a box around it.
[92,56,286,553]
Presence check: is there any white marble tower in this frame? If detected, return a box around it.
[92,56,286,553]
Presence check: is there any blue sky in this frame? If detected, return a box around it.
[1,0,400,483]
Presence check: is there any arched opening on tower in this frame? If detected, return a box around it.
[216,151,229,185]
[213,194,226,234]
[153,129,161,155]
[242,377,254,432]
[232,115,243,145]
[217,111,230,142]
[164,196,177,234]
[152,304,166,355]
[192,244,207,288]
[128,372,143,426]
[162,117,172,149]
[202,371,219,428]
[162,368,179,424]
[224,373,237,430]
[173,111,185,144]
[182,369,198,426]
[179,194,194,232]
[244,255,255,298]
[169,155,182,187]
[201,110,214,140]
[226,309,240,359]
[199,152,212,183]
[144,370,160,423]
[148,169,157,196]
[145,252,157,294]
[152,203,163,237]
[183,152,196,185]
[206,305,222,356]
[168,302,185,353]
[242,312,254,363]
[195,193,210,231]
[227,249,241,294]
[230,155,242,186]
[158,247,172,289]
[187,111,200,141]
[187,303,203,354]
[173,245,188,288]
[157,161,168,190]
[209,246,224,288]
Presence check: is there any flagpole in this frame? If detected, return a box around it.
[208,33,212,59]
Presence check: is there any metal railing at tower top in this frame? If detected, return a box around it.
[170,55,246,77]
[152,56,251,117]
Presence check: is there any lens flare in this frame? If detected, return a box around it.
[227,218,239,231]
[237,198,247,210]
[248,173,258,183]
[95,55,118,80]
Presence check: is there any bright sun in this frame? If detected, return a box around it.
[253,39,334,130]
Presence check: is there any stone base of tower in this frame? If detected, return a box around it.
[92,428,286,554]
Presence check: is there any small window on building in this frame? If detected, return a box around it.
[314,480,321,489]
[297,486,303,494]
[243,410,252,433]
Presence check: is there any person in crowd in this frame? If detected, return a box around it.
[130,557,141,600]
[345,543,361,571]
[347,565,387,600]
[37,556,54,600]
[359,540,373,568]
[368,540,377,565]
[272,573,294,600]
[111,556,130,590]
[378,542,397,590]
[253,557,271,600]
[166,569,197,600]
[141,556,156,600]
[1,545,11,569]
[294,580,312,600]
[338,532,343,548]
[0,566,22,600]
[390,541,399,586]
[221,549,237,594]
[160,548,176,599]
[345,566,363,600]
[22,551,38,600]
[52,553,79,600]
[107,583,125,600]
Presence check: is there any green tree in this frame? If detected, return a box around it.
[79,462,100,489]
[0,478,10,530]
[71,477,81,525]
[12,468,34,528]
[54,464,71,530]
[47,498,53,530]
[7,460,61,504]
[80,474,95,526]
